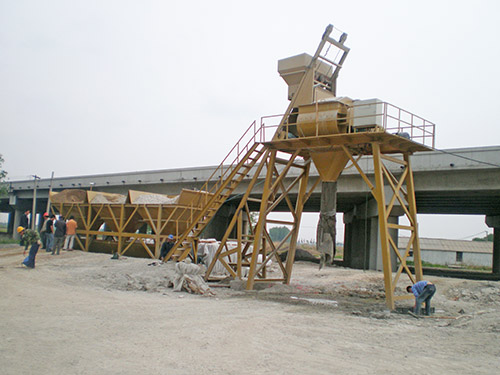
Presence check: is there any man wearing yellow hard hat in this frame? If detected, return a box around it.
[17,226,42,269]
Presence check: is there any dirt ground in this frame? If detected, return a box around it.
[1,244,499,374]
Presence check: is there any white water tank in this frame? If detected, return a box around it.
[352,98,384,128]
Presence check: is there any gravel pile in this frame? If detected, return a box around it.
[50,189,87,203]
[133,193,179,204]
[89,194,127,204]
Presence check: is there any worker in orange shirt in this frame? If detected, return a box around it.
[64,216,78,250]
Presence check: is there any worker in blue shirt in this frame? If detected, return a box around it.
[406,281,436,315]
[159,234,175,262]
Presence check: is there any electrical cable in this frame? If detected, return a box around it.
[458,230,490,240]
[430,146,500,168]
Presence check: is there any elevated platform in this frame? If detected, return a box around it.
[265,131,433,155]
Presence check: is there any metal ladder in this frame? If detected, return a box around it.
[165,142,267,262]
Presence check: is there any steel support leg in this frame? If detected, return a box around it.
[372,143,395,310]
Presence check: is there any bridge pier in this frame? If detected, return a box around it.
[6,211,15,236]
[342,198,400,272]
[11,209,26,240]
[202,204,239,241]
[486,216,500,275]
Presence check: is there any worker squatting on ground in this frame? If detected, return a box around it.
[407,281,436,315]
[160,234,175,261]
[17,226,41,269]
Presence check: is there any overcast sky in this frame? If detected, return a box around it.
[1,0,498,240]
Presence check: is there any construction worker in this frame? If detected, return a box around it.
[19,210,30,249]
[17,226,41,269]
[39,212,49,249]
[52,215,66,255]
[45,214,56,253]
[160,234,175,261]
[407,281,436,316]
[64,216,78,250]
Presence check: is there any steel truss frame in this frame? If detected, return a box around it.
[341,143,423,309]
[205,136,423,308]
[49,202,203,258]
[204,147,321,288]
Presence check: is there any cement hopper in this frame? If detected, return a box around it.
[129,190,179,235]
[177,189,213,208]
[49,189,88,231]
[87,191,140,233]
[129,190,179,205]
[278,53,336,102]
[50,189,87,204]
[130,189,214,237]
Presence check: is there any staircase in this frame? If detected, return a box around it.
[164,122,267,262]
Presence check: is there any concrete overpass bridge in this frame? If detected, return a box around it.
[2,145,500,273]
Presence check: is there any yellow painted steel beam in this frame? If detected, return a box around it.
[237,211,243,279]
[247,150,277,290]
[304,176,321,203]
[382,165,414,222]
[340,145,375,192]
[388,235,415,287]
[380,154,407,165]
[257,227,290,277]
[372,143,395,310]
[204,149,270,279]
[284,159,311,284]
[265,170,303,216]
[404,153,424,281]
[384,167,409,218]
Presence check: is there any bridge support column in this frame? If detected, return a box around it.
[486,216,500,275]
[7,211,15,236]
[12,209,23,240]
[343,215,369,269]
[202,204,237,241]
[317,181,337,268]
[342,199,400,272]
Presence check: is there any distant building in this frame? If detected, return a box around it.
[399,237,493,268]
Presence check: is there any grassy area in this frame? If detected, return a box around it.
[0,234,18,245]
[406,260,492,272]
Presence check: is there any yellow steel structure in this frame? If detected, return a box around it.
[202,24,434,309]
[48,24,435,309]
[49,189,215,259]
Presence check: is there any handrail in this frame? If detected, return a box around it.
[182,120,265,208]
[262,101,436,148]
[165,121,267,258]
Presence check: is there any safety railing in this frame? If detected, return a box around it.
[380,102,435,148]
[191,100,435,208]
[197,120,265,205]
[261,101,435,148]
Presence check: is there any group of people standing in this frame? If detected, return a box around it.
[39,213,78,254]
[17,212,78,269]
